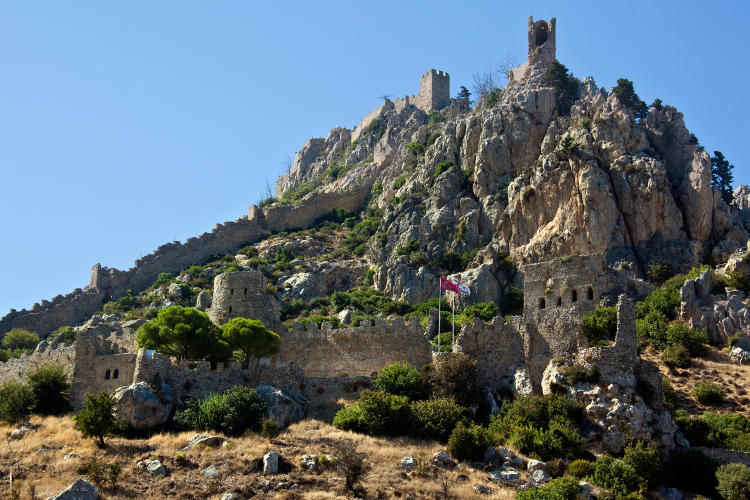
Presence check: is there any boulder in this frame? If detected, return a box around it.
[401,456,417,471]
[730,346,750,364]
[474,484,491,495]
[185,434,227,449]
[113,382,174,430]
[263,452,279,475]
[146,459,166,477]
[433,450,456,468]
[255,385,309,429]
[195,291,212,311]
[337,308,353,325]
[10,423,32,440]
[527,459,547,472]
[202,465,221,478]
[46,478,98,500]
[300,455,318,471]
[221,494,244,500]
[532,469,550,484]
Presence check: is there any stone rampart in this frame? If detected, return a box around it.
[0,340,76,387]
[694,446,750,466]
[275,316,432,377]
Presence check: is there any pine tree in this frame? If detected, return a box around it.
[456,86,472,110]
[711,150,734,205]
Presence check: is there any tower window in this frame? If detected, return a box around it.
[557,296,562,307]
[105,369,110,380]
[228,306,232,313]
[588,287,594,300]
[572,290,577,302]
[539,298,546,310]
[113,369,119,379]
[244,288,247,296]
[230,288,234,295]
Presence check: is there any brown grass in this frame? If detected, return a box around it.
[0,416,516,499]
[646,345,750,418]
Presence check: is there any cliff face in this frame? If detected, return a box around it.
[272,63,747,308]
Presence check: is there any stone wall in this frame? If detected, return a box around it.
[527,17,556,66]
[207,270,280,329]
[275,316,433,378]
[0,340,76,387]
[416,69,450,112]
[694,446,750,466]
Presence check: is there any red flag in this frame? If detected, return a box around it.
[440,276,460,293]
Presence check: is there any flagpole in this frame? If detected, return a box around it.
[451,293,455,349]
[437,281,441,351]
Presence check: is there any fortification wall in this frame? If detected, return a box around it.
[275,316,432,377]
[523,254,605,317]
[0,340,76,386]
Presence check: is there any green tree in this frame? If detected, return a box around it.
[0,381,36,423]
[542,60,580,116]
[582,307,617,346]
[456,85,472,110]
[612,78,648,119]
[220,318,281,369]
[26,362,70,415]
[2,328,40,353]
[716,463,750,500]
[711,150,735,205]
[73,392,117,448]
[136,306,218,360]
[372,362,426,401]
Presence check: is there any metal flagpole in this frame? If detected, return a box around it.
[437,281,441,351]
[451,293,455,348]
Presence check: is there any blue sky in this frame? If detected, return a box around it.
[1,1,748,316]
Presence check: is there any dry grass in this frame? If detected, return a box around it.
[645,345,750,418]
[0,416,516,499]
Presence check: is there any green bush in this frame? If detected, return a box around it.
[636,311,668,349]
[0,381,36,423]
[516,476,582,500]
[721,270,750,295]
[433,160,454,180]
[623,441,664,488]
[662,377,679,412]
[299,316,340,330]
[405,142,425,156]
[578,118,592,131]
[261,418,280,440]
[464,302,498,322]
[396,238,420,256]
[662,344,691,370]
[675,412,750,452]
[716,463,750,500]
[692,381,723,405]
[332,404,366,433]
[410,398,466,442]
[173,386,266,437]
[423,353,479,407]
[647,262,673,283]
[373,362,426,401]
[582,307,617,346]
[1,328,40,354]
[354,390,411,437]
[73,392,118,447]
[26,362,70,415]
[563,364,600,385]
[446,421,494,461]
[508,419,584,461]
[542,61,580,116]
[666,322,710,356]
[331,291,352,312]
[567,459,595,478]
[668,449,717,496]
[592,454,643,497]
[612,78,648,120]
[636,286,680,320]
[49,326,77,344]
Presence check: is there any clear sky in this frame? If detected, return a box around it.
[1,1,748,316]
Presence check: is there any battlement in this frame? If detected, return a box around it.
[417,68,450,112]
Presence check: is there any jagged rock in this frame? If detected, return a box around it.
[10,423,32,439]
[300,455,318,471]
[202,465,221,478]
[433,450,456,468]
[255,385,309,429]
[337,308,353,325]
[527,460,547,472]
[46,478,98,500]
[401,456,417,470]
[513,367,533,396]
[195,291,212,311]
[263,452,279,475]
[532,469,550,484]
[113,382,174,430]
[731,346,750,364]
[146,459,167,477]
[488,468,519,482]
[483,446,499,464]
[474,484,491,494]
[184,434,227,449]
[578,481,593,500]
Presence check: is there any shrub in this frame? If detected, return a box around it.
[668,449,717,496]
[424,353,479,407]
[517,476,582,500]
[662,344,691,370]
[636,286,680,320]
[647,262,673,283]
[362,269,375,286]
[447,421,494,461]
[591,454,643,497]
[299,316,340,330]
[396,238,419,256]
[49,326,77,344]
[666,322,710,356]
[332,405,366,433]
[563,364,600,385]
[675,412,750,452]
[26,362,70,415]
[542,61,580,116]
[578,118,592,131]
[73,392,117,447]
[636,311,669,349]
[173,386,266,436]
[464,302,498,322]
[405,142,425,156]
[491,394,583,440]
[331,291,352,312]
[508,419,584,461]
[433,160,454,179]
[336,442,371,491]
[410,398,466,442]
[261,418,280,440]
[0,381,36,423]
[0,349,7,362]
[662,377,679,412]
[716,463,750,500]
[567,459,595,478]
[693,381,723,405]
[623,441,664,488]
[373,362,426,401]
[722,271,750,295]
[1,328,40,353]
[77,456,121,489]
[582,307,617,346]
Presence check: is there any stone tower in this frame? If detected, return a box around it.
[527,16,556,66]
[416,69,450,111]
[208,270,281,331]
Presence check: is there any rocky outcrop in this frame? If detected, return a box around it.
[255,385,309,429]
[112,381,175,430]
[46,478,98,500]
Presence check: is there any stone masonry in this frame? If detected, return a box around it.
[207,270,281,330]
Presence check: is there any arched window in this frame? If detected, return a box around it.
[230,288,234,295]
[539,297,546,309]
[588,287,594,300]
[556,296,562,307]
[228,306,233,313]
[105,369,110,380]
[113,369,119,379]
[572,290,577,302]
[244,288,247,296]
